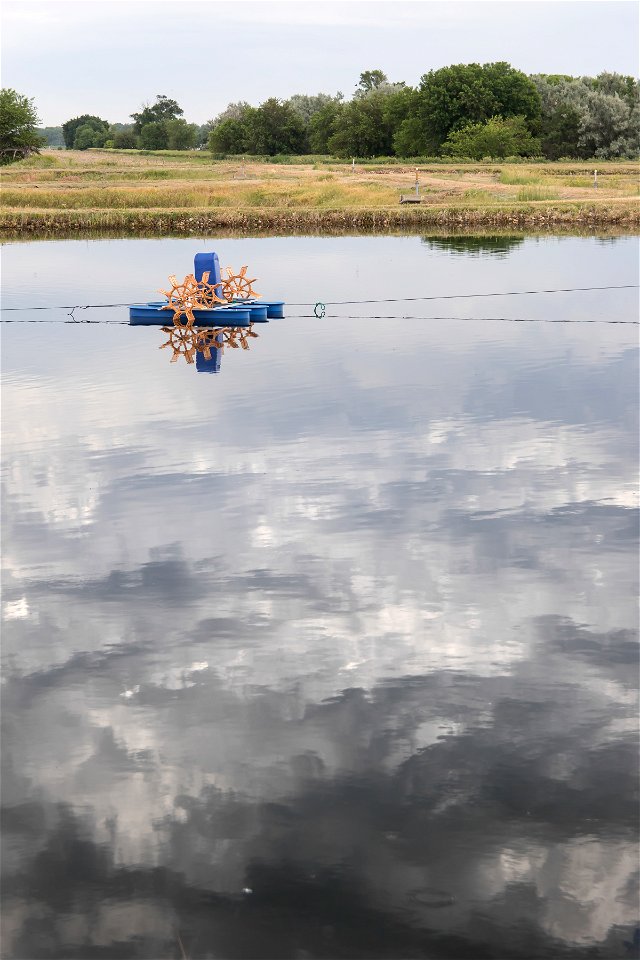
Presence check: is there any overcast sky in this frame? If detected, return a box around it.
[2,0,639,127]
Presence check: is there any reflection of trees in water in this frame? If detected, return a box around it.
[421,235,526,258]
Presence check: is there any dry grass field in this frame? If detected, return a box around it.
[2,149,638,234]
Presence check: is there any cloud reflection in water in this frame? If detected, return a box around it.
[1,235,638,959]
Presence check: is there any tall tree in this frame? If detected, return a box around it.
[532,74,639,158]
[165,118,198,150]
[308,100,345,153]
[75,123,109,149]
[207,103,254,153]
[208,102,252,127]
[287,93,342,124]
[403,62,541,153]
[0,89,45,162]
[328,85,411,158]
[138,121,168,150]
[209,116,250,154]
[357,70,388,93]
[578,88,639,158]
[244,98,306,155]
[62,115,109,149]
[131,95,183,133]
[589,72,638,108]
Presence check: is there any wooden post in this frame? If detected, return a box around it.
[594,169,598,189]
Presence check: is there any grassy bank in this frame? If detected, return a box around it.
[1,150,638,237]
[4,203,639,237]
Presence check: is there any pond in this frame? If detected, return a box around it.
[1,234,639,960]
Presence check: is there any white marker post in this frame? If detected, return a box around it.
[594,169,598,190]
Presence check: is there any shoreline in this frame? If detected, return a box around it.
[2,201,639,239]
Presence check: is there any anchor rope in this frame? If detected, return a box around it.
[287,283,639,306]
[1,282,637,313]
[1,303,134,311]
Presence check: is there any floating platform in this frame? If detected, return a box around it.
[129,252,285,326]
[130,304,251,326]
[129,301,284,326]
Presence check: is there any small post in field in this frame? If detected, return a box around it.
[593,169,598,190]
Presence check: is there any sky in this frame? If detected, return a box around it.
[2,0,639,128]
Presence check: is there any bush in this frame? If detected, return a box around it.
[112,130,137,149]
[442,116,542,160]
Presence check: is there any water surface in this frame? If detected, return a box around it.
[1,235,639,959]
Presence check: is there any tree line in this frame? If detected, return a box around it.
[3,63,639,165]
[59,95,205,151]
[206,65,639,160]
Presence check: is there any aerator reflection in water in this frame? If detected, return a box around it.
[159,324,260,372]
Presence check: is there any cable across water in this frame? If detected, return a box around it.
[1,282,637,314]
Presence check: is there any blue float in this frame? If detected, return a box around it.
[130,304,251,326]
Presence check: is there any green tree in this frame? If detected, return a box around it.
[131,94,183,133]
[207,103,254,154]
[287,92,342,124]
[328,86,410,157]
[208,101,252,126]
[589,72,638,108]
[286,92,343,151]
[532,73,639,158]
[441,115,541,159]
[579,88,639,158]
[196,123,212,147]
[0,89,45,162]
[62,114,109,149]
[393,115,434,157]
[208,116,250,154]
[166,118,198,150]
[410,62,541,152]
[308,100,344,153]
[139,121,168,150]
[357,70,388,93]
[539,105,582,160]
[113,129,138,149]
[243,98,306,155]
[393,87,435,157]
[73,123,99,150]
